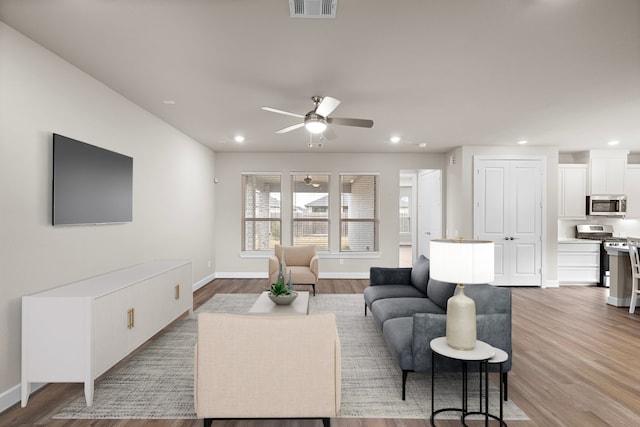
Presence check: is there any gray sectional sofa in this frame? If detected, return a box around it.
[364,255,512,400]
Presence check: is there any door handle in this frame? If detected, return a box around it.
[504,237,510,240]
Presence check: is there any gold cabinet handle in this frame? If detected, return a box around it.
[131,307,135,328]
[175,284,180,300]
[127,308,135,329]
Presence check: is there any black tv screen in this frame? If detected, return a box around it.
[53,133,133,225]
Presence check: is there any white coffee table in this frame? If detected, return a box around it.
[248,291,310,315]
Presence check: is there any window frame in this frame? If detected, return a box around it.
[339,173,379,253]
[241,173,282,252]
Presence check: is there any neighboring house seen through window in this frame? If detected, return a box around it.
[292,174,329,250]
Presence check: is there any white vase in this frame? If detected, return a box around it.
[445,284,476,350]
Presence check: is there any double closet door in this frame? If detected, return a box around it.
[474,158,543,286]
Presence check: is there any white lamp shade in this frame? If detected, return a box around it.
[430,239,495,284]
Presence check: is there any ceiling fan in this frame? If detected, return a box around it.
[262,96,374,136]
[304,175,320,188]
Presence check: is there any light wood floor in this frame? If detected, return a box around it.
[3,279,640,426]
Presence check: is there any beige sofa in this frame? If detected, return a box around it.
[269,244,319,295]
[194,312,341,427]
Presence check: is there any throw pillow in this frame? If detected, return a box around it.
[410,255,430,295]
[427,278,457,311]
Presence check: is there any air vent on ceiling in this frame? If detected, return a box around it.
[290,0,337,18]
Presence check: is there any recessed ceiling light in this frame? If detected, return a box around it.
[162,100,176,105]
[390,136,401,144]
[234,135,245,143]
[608,140,620,146]
[517,140,528,145]
[418,143,428,148]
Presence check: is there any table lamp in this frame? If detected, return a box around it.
[429,238,494,350]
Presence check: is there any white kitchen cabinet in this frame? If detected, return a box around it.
[625,164,640,218]
[21,260,192,407]
[557,241,600,284]
[558,164,588,219]
[589,150,628,194]
[574,150,629,195]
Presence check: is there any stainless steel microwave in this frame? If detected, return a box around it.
[586,195,627,217]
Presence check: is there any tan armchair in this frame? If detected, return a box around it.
[269,244,319,295]
[194,312,341,427]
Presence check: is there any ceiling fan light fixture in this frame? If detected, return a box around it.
[305,118,327,134]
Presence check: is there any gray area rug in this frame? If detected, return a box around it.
[54,293,528,420]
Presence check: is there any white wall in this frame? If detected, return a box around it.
[213,152,445,277]
[0,22,216,405]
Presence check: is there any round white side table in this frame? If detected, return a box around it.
[429,337,496,426]
[473,347,509,426]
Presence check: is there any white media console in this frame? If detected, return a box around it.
[21,260,193,407]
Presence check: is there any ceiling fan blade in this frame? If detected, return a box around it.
[327,117,374,128]
[321,127,337,140]
[275,122,305,134]
[262,106,305,119]
[315,96,341,117]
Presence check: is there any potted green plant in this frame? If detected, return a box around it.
[268,281,297,305]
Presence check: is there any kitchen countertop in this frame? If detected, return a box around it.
[558,238,602,243]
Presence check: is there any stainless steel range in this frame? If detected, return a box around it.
[575,224,629,287]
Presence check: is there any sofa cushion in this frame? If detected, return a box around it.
[426,278,457,311]
[369,267,412,286]
[465,283,511,314]
[370,297,444,330]
[364,284,425,309]
[382,317,414,371]
[410,255,430,295]
[287,266,316,284]
[275,244,316,266]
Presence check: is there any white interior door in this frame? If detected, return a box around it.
[418,170,442,259]
[509,161,543,285]
[474,159,542,286]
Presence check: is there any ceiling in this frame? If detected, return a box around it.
[1,0,639,154]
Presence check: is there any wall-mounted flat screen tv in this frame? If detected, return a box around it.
[53,133,133,225]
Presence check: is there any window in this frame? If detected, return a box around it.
[292,174,329,250]
[340,174,379,252]
[242,174,281,251]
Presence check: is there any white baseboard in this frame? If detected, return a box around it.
[214,272,268,279]
[544,280,559,288]
[213,272,370,280]
[320,272,369,279]
[192,272,216,292]
[0,382,45,414]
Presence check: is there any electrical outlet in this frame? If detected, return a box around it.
[207,260,211,268]
[339,259,344,265]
